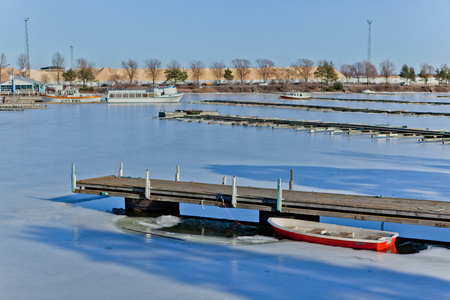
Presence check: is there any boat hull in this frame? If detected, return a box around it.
[107,94,183,103]
[279,95,311,100]
[268,218,397,252]
[41,95,102,103]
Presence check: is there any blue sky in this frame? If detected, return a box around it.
[2,0,450,72]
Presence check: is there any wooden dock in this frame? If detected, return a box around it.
[0,103,47,111]
[194,99,450,117]
[74,174,450,228]
[159,110,450,142]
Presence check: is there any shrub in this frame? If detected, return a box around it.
[333,81,344,91]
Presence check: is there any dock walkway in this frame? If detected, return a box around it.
[74,175,450,228]
[195,99,450,117]
[159,110,450,142]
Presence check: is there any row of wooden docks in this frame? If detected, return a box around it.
[0,103,47,111]
[158,110,450,143]
[314,96,450,106]
[195,99,450,117]
[73,166,450,228]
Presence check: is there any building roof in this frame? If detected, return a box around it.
[0,76,43,86]
[40,66,65,71]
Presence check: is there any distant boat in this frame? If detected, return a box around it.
[268,217,398,252]
[41,86,102,103]
[106,86,183,103]
[362,89,376,94]
[280,91,311,100]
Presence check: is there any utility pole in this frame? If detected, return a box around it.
[70,46,73,69]
[24,17,30,77]
[367,20,372,62]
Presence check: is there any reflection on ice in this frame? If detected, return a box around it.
[117,215,278,245]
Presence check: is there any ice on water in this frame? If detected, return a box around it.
[2,93,450,299]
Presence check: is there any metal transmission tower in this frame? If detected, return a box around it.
[70,46,74,69]
[24,17,30,75]
[367,20,372,62]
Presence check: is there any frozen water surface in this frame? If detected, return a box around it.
[1,93,450,299]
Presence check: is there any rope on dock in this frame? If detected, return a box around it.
[216,193,243,225]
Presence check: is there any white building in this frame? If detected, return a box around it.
[0,72,45,94]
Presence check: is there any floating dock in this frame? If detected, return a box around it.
[159,110,450,142]
[73,167,450,228]
[0,103,47,111]
[193,99,450,117]
[313,96,450,106]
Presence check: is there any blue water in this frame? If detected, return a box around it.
[2,93,450,242]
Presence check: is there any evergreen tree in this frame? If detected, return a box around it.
[399,64,410,83]
[409,66,416,83]
[314,60,338,85]
[62,69,77,85]
[164,68,188,85]
[435,65,450,86]
[77,68,95,87]
[399,64,416,84]
[223,68,234,81]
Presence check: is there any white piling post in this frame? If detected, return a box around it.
[119,161,123,177]
[231,176,237,208]
[71,163,76,192]
[175,165,180,181]
[145,169,150,199]
[277,178,283,212]
[222,176,227,185]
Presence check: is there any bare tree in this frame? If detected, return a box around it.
[379,59,395,83]
[363,61,378,85]
[340,64,354,82]
[352,62,365,85]
[76,58,96,86]
[109,72,124,88]
[52,52,66,84]
[274,67,294,88]
[418,63,435,85]
[17,53,28,77]
[167,60,182,70]
[190,60,205,86]
[231,58,251,85]
[41,73,49,83]
[255,59,275,83]
[76,58,95,70]
[144,58,162,86]
[121,59,139,84]
[0,53,7,82]
[210,62,224,84]
[292,58,314,84]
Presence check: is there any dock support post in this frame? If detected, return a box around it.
[231,176,237,207]
[277,178,283,212]
[71,163,76,192]
[145,169,150,199]
[119,161,123,177]
[222,176,227,185]
[289,169,294,191]
[381,222,385,231]
[175,165,180,181]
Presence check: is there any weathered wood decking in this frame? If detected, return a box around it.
[74,175,450,228]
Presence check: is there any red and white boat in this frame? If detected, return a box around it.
[268,217,398,252]
[279,91,311,100]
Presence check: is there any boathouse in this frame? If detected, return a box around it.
[0,72,45,94]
